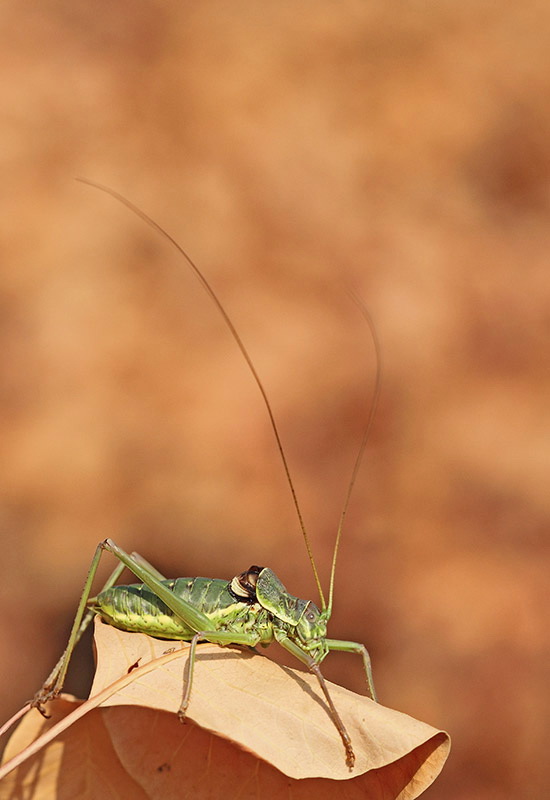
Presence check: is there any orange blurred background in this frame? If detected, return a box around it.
[0,3,548,798]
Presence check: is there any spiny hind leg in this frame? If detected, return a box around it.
[100,540,265,719]
[32,545,126,716]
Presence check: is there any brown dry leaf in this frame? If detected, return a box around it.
[0,620,450,798]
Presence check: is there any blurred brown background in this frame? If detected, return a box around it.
[0,2,548,798]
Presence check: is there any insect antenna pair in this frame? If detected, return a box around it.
[32,180,381,768]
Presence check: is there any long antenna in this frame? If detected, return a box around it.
[76,179,327,608]
[327,293,382,614]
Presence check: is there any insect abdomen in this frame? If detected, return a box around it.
[94,577,235,640]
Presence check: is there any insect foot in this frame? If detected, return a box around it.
[345,745,355,770]
[30,685,58,719]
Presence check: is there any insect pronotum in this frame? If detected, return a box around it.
[31,181,381,769]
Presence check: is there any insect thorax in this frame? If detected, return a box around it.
[228,565,264,604]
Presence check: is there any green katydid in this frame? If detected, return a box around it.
[31,181,381,769]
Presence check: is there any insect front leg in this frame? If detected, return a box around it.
[275,631,356,769]
[32,545,126,716]
[325,638,378,702]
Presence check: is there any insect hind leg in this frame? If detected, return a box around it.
[32,544,125,716]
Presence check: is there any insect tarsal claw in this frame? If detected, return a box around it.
[31,694,52,719]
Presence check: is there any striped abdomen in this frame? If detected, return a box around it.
[93,576,273,641]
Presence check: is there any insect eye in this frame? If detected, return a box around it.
[306,610,316,622]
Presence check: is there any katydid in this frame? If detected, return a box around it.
[31,182,381,769]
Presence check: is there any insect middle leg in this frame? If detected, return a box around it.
[101,541,263,715]
[33,539,260,716]
[177,629,261,719]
